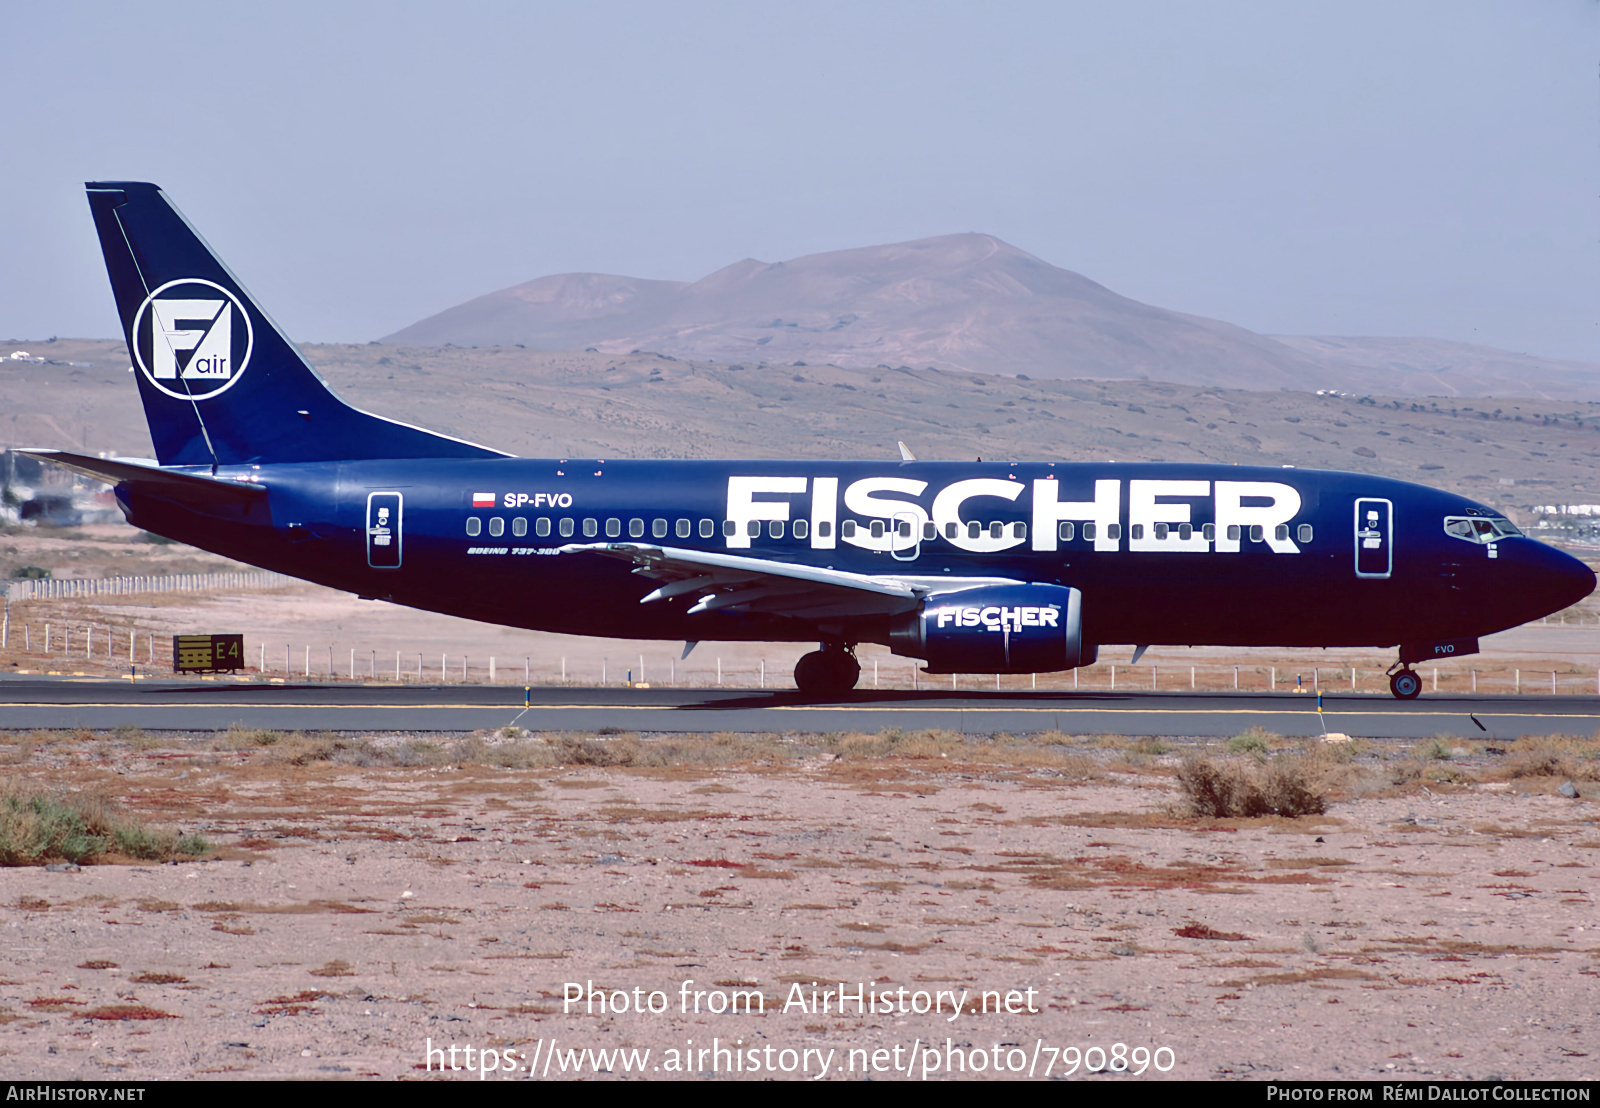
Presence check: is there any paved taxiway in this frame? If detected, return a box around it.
[4,676,1599,738]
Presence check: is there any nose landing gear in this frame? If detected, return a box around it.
[794,645,860,698]
[1387,664,1422,700]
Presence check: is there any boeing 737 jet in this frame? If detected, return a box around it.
[25,183,1595,698]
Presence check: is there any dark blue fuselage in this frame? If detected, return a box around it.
[118,458,1594,657]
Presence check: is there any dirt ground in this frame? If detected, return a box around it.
[0,730,1596,1082]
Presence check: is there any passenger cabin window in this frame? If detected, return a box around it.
[1083,523,1096,540]
[676,519,690,538]
[1249,524,1264,543]
[1226,524,1241,541]
[629,518,644,538]
[722,520,736,537]
[700,519,714,538]
[1275,524,1289,541]
[841,520,857,538]
[896,520,910,538]
[769,520,784,539]
[651,519,666,538]
[946,522,959,539]
[1106,523,1121,541]
[1297,524,1312,543]
[465,517,482,537]
[870,520,885,539]
[922,522,936,540]
[1013,522,1027,539]
[1202,523,1215,541]
[967,521,981,539]
[488,517,504,537]
[1058,521,1075,542]
[793,520,809,540]
[817,521,832,538]
[606,518,621,538]
[512,517,527,537]
[535,518,551,538]
[1178,523,1191,540]
[1130,524,1145,541]
[747,520,760,537]
[988,522,1002,539]
[559,518,574,538]
[583,518,597,538]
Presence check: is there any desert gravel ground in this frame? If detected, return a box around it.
[0,731,1597,1082]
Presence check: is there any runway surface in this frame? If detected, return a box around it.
[4,675,1600,738]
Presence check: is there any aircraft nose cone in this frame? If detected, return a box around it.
[1529,542,1596,616]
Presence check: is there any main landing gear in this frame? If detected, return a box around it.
[1388,665,1422,700]
[794,645,860,698]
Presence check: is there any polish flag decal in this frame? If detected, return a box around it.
[472,492,496,508]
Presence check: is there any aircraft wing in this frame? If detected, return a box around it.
[559,542,1020,620]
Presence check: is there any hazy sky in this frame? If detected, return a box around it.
[2,2,1595,361]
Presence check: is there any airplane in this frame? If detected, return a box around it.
[22,182,1595,700]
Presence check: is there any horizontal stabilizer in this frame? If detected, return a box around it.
[19,448,267,507]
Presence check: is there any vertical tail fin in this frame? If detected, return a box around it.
[86,182,506,467]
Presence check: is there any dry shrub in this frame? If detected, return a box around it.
[827,729,962,760]
[1176,753,1327,818]
[0,790,210,866]
[1493,737,1600,783]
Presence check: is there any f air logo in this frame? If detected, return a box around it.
[131,278,254,401]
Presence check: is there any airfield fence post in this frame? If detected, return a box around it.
[760,659,765,689]
[463,656,467,683]
[640,654,645,685]
[148,634,153,665]
[1472,669,1477,693]
[131,631,137,662]
[304,645,310,678]
[441,653,447,682]
[417,654,422,682]
[1032,672,1036,690]
[24,624,30,650]
[953,673,958,691]
[1233,665,1237,690]
[670,657,675,685]
[490,657,496,683]
[328,645,333,677]
[603,658,608,685]
[913,666,918,690]
[1191,666,1195,690]
[525,657,529,684]
[1152,666,1157,691]
[396,651,401,683]
[717,657,721,685]
[874,659,879,689]
[45,624,50,652]
[1515,669,1520,694]
[350,648,354,678]
[1072,669,1076,690]
[284,644,289,673]
[259,643,265,672]
[996,673,1001,691]
[84,626,90,659]
[1432,669,1438,692]
[1552,671,1557,695]
[561,656,566,683]
[371,650,375,679]
[1110,665,1116,690]
[1,605,6,649]
[1270,666,1275,691]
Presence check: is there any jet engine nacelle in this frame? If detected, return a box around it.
[888,584,1094,674]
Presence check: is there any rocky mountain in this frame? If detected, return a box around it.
[383,233,1599,400]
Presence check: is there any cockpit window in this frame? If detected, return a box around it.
[1444,515,1520,544]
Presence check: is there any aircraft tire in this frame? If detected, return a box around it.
[1389,669,1422,700]
[794,649,860,698]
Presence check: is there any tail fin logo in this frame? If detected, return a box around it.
[131,278,254,401]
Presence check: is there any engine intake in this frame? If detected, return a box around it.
[889,584,1094,673]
